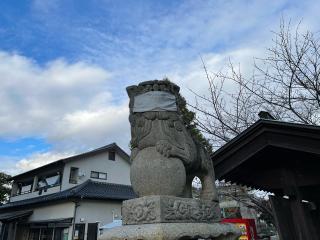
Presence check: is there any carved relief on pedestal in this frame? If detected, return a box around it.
[164,198,220,222]
[122,198,157,224]
[122,196,221,225]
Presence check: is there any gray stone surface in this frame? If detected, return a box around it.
[99,222,240,240]
[130,148,186,197]
[122,196,221,225]
[127,80,218,201]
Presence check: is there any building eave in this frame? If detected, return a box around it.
[0,180,136,211]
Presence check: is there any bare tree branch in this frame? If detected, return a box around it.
[191,19,320,148]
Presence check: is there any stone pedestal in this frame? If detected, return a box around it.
[99,196,240,240]
[99,222,240,240]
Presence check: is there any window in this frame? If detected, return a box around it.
[74,224,85,240]
[28,229,40,240]
[28,228,68,240]
[46,174,60,186]
[90,171,107,180]
[69,167,79,184]
[37,174,61,190]
[17,181,33,195]
[37,179,47,188]
[90,171,99,178]
[108,151,115,160]
[40,228,53,240]
[20,184,32,194]
[99,172,107,179]
[54,228,69,240]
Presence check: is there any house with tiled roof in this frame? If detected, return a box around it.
[0,143,135,240]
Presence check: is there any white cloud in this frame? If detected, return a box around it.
[0,51,130,155]
[1,151,73,176]
[51,102,130,151]
[15,151,73,173]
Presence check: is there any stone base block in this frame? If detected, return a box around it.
[98,222,241,240]
[122,196,221,225]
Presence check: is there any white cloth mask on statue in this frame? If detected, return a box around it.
[133,91,177,112]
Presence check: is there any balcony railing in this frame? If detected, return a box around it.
[10,184,61,202]
[12,189,32,197]
[13,183,62,196]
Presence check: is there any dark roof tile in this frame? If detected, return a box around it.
[0,180,136,211]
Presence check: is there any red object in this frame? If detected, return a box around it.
[222,218,258,240]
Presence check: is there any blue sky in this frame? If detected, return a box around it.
[0,0,319,175]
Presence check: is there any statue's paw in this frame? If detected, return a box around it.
[156,140,172,158]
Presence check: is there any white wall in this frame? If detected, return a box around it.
[61,151,131,190]
[28,202,75,222]
[75,200,122,225]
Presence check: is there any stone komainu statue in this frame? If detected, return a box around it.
[99,80,240,240]
[127,80,218,202]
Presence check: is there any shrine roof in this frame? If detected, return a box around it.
[212,119,320,194]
